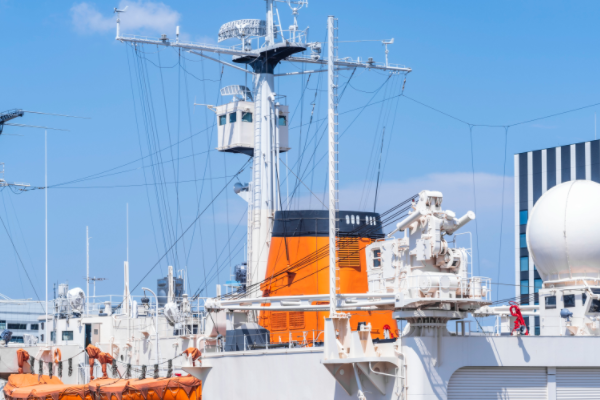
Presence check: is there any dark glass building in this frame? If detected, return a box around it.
[515,139,600,333]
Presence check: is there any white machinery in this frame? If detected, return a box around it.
[67,287,85,314]
[366,190,481,305]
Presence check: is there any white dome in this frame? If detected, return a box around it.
[528,180,600,282]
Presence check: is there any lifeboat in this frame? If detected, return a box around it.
[259,210,398,344]
[3,374,202,400]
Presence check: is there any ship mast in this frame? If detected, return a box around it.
[115,1,411,307]
[327,16,339,316]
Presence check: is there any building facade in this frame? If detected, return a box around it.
[0,299,46,344]
[514,139,600,333]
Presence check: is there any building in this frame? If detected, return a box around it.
[514,139,600,333]
[0,297,46,343]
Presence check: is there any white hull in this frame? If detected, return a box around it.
[187,335,600,400]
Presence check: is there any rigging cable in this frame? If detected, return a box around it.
[0,204,40,301]
[468,125,482,277]
[373,126,386,212]
[496,126,509,301]
[125,43,164,274]
[129,158,252,295]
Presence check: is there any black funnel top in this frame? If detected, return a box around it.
[272,210,384,239]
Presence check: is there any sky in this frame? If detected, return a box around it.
[0,0,599,306]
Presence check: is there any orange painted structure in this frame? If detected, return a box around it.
[258,210,398,343]
[3,375,202,400]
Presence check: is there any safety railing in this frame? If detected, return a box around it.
[204,329,325,353]
[403,273,492,301]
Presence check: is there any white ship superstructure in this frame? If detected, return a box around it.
[4,2,600,400]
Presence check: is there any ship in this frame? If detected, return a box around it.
[2,2,600,400]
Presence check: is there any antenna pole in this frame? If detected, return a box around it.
[126,203,129,263]
[266,0,275,45]
[86,226,89,315]
[328,16,339,317]
[45,130,48,344]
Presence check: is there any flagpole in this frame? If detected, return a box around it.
[45,130,48,345]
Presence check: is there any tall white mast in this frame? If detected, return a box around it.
[126,203,129,263]
[249,71,279,297]
[45,130,48,344]
[86,226,89,315]
[327,16,339,317]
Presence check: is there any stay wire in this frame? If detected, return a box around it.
[128,158,251,296]
[125,43,164,273]
[0,210,40,301]
[496,127,509,301]
[468,125,482,276]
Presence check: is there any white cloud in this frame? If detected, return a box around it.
[344,172,514,216]
[71,1,180,36]
[286,171,513,216]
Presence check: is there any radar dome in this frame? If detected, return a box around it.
[527,180,600,282]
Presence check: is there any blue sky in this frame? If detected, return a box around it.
[0,0,599,304]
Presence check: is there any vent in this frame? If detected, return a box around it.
[337,238,361,268]
[289,312,305,330]
[271,312,287,331]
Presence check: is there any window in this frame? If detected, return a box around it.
[30,324,39,331]
[242,112,252,122]
[372,249,382,268]
[8,324,27,330]
[41,322,44,330]
[40,334,44,342]
[520,257,529,272]
[345,215,350,224]
[0,320,5,330]
[519,210,528,225]
[50,332,56,342]
[62,331,73,341]
[355,215,360,225]
[520,280,529,295]
[351,215,355,224]
[564,294,576,308]
[218,115,226,126]
[278,115,287,126]
[590,298,600,313]
[545,295,557,309]
[587,289,600,312]
[10,336,23,343]
[229,112,237,123]
[520,233,527,249]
